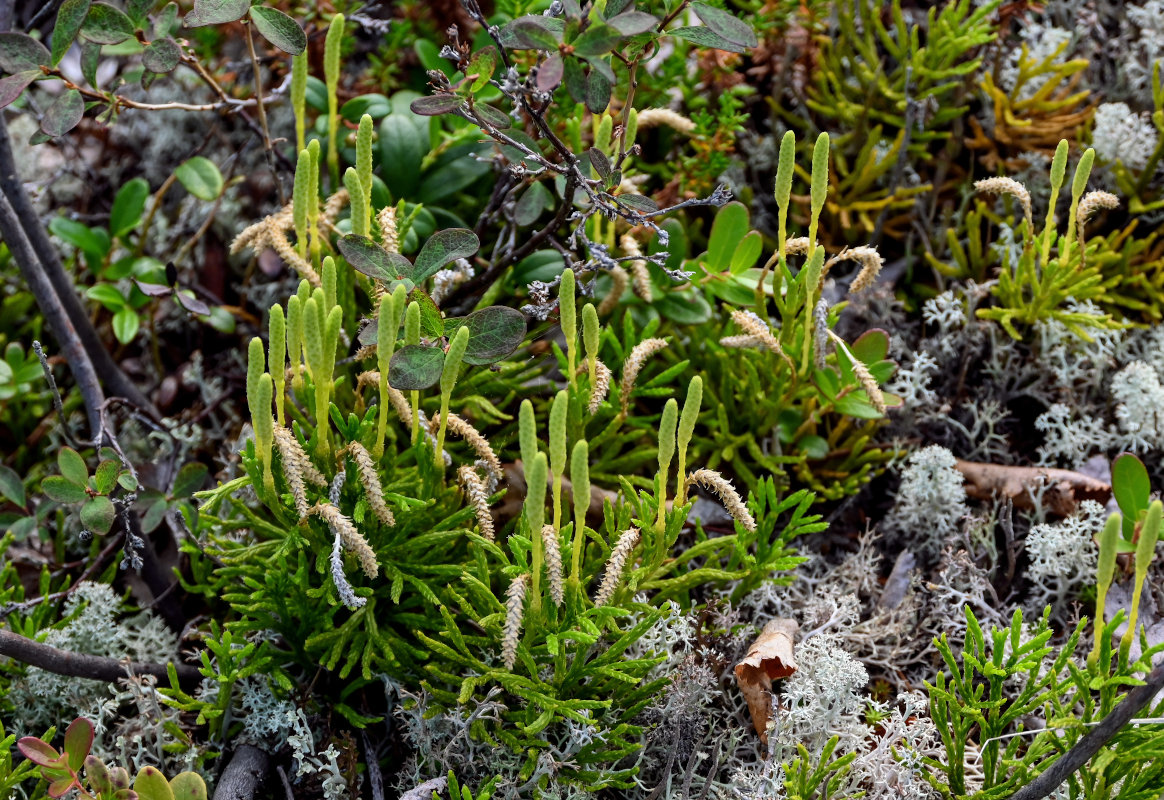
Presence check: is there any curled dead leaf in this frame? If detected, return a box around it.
[734,618,798,742]
[955,459,1111,517]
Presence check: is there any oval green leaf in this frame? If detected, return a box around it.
[175,156,223,201]
[142,36,181,73]
[184,0,249,27]
[0,33,51,72]
[689,2,757,47]
[110,177,150,239]
[410,228,480,283]
[337,235,411,282]
[387,344,445,391]
[58,446,89,486]
[42,476,88,504]
[1112,452,1151,521]
[63,718,94,772]
[133,765,176,800]
[40,89,85,138]
[169,773,208,800]
[409,94,462,117]
[0,464,25,507]
[93,459,120,494]
[455,306,527,365]
[52,0,93,65]
[249,6,306,55]
[81,3,135,44]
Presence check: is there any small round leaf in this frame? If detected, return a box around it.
[0,33,51,73]
[42,476,88,504]
[141,36,181,73]
[174,156,223,201]
[409,94,463,117]
[58,446,89,486]
[184,0,249,27]
[80,495,115,534]
[387,345,445,391]
[411,228,480,283]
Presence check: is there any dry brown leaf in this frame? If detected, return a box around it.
[734,618,799,742]
[955,459,1111,517]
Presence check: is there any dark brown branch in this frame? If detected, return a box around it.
[0,628,200,683]
[213,745,271,800]
[0,192,106,440]
[0,117,156,413]
[445,176,578,314]
[1006,660,1164,800]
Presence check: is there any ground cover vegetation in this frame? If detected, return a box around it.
[5,0,1164,798]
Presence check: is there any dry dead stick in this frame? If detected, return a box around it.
[954,459,1111,517]
[0,629,200,683]
[734,618,799,742]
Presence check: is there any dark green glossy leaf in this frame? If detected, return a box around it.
[81,3,135,44]
[514,181,552,226]
[184,0,248,27]
[141,36,181,73]
[1113,452,1150,523]
[655,289,711,325]
[112,306,139,343]
[40,89,84,137]
[0,33,50,72]
[341,93,391,121]
[337,234,411,282]
[850,328,890,363]
[249,6,306,55]
[171,461,208,498]
[410,228,480,283]
[52,0,91,66]
[387,344,445,390]
[110,177,149,239]
[379,114,426,198]
[0,70,38,110]
[0,464,25,507]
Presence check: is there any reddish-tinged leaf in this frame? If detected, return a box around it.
[409,94,462,116]
[17,737,61,767]
[0,70,38,110]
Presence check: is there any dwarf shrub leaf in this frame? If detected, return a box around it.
[410,228,480,283]
[388,344,445,390]
[249,6,306,55]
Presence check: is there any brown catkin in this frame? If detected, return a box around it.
[598,266,629,315]
[322,187,350,227]
[594,527,640,607]
[634,108,697,135]
[377,206,399,253]
[589,360,612,414]
[310,502,378,578]
[620,234,653,302]
[502,573,528,670]
[345,441,394,526]
[357,370,380,392]
[620,338,668,415]
[438,413,503,484]
[263,215,322,287]
[542,524,564,606]
[458,466,495,542]
[975,177,1033,235]
[784,236,811,256]
[685,469,756,532]
[274,426,326,516]
[823,246,884,293]
[1077,190,1120,268]
[727,310,781,356]
[719,335,770,349]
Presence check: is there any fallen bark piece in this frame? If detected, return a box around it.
[734,618,799,742]
[955,459,1111,516]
